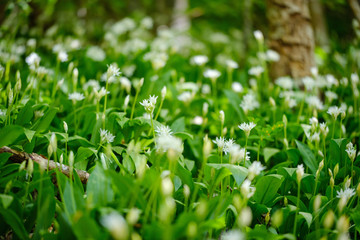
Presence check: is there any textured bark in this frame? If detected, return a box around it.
[0,146,90,184]
[310,0,329,49]
[267,0,315,79]
[172,0,190,31]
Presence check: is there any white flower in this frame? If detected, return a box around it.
[241,179,256,199]
[327,106,344,120]
[296,164,305,183]
[213,137,226,151]
[238,122,256,137]
[177,91,193,103]
[226,59,238,69]
[0,109,6,117]
[310,132,320,143]
[240,93,260,113]
[155,125,173,137]
[302,77,316,91]
[86,46,106,62]
[100,129,115,144]
[248,161,265,180]
[351,73,359,85]
[320,122,329,136]
[336,187,355,202]
[223,139,235,155]
[275,76,293,90]
[248,66,264,77]
[232,82,243,93]
[68,92,85,102]
[266,49,280,62]
[83,80,100,91]
[325,91,338,103]
[26,52,40,67]
[107,64,121,79]
[201,84,211,95]
[326,74,338,88]
[94,87,109,101]
[155,135,183,154]
[140,16,153,29]
[346,142,356,161]
[305,96,324,110]
[58,51,68,62]
[311,67,318,77]
[221,230,245,240]
[140,95,158,114]
[120,77,132,93]
[228,144,248,164]
[100,212,128,240]
[192,116,204,125]
[203,69,221,80]
[191,55,208,66]
[253,30,264,42]
[161,86,167,99]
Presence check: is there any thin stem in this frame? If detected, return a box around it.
[102,78,110,129]
[243,136,248,167]
[332,119,336,139]
[130,89,140,120]
[293,181,301,236]
[154,98,164,121]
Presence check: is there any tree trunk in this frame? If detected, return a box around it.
[172,0,190,32]
[267,0,315,79]
[309,0,329,50]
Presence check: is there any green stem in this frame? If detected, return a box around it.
[293,181,301,236]
[130,89,140,120]
[51,60,60,98]
[154,98,164,121]
[102,78,110,129]
[243,136,248,167]
[332,120,336,139]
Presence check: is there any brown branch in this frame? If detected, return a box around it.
[349,0,360,23]
[0,146,90,184]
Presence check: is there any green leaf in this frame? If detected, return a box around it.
[173,131,193,140]
[31,107,57,133]
[0,194,13,209]
[223,89,245,121]
[16,100,34,126]
[171,117,186,133]
[299,212,312,228]
[24,128,36,142]
[253,174,284,205]
[176,162,194,190]
[207,163,248,186]
[295,140,317,174]
[0,125,24,147]
[86,164,114,206]
[263,148,280,163]
[0,208,29,239]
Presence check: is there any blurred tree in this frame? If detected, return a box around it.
[310,0,329,50]
[266,0,315,79]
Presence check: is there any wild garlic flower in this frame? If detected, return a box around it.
[232,82,243,93]
[221,230,245,240]
[177,91,193,103]
[228,144,247,164]
[320,123,329,136]
[305,96,324,110]
[275,76,293,90]
[248,161,266,180]
[248,66,264,77]
[94,87,109,101]
[238,122,256,137]
[26,52,41,68]
[302,77,316,91]
[241,179,256,199]
[155,125,173,137]
[266,49,280,62]
[203,69,221,80]
[100,212,128,240]
[253,30,264,42]
[240,93,260,113]
[223,139,235,155]
[336,187,355,202]
[120,77,132,93]
[69,92,85,102]
[140,95,158,114]
[296,164,305,183]
[213,137,226,151]
[327,106,344,120]
[346,142,356,161]
[191,55,208,66]
[155,134,183,154]
[325,91,338,103]
[226,59,238,69]
[57,51,68,62]
[107,64,121,79]
[100,129,115,144]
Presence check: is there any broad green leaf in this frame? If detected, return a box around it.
[16,100,34,126]
[253,174,284,205]
[0,208,29,239]
[0,125,24,147]
[295,140,317,174]
[176,162,194,190]
[31,107,57,133]
[299,212,312,228]
[207,163,248,186]
[0,194,13,209]
[86,164,114,206]
[223,89,245,121]
[263,148,280,163]
[24,128,36,142]
[171,117,186,133]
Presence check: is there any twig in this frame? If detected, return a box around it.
[0,146,90,184]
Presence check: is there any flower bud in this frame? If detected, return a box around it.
[219,110,225,125]
[63,121,68,133]
[323,210,335,229]
[126,208,141,225]
[202,102,209,116]
[271,210,283,228]
[330,177,334,188]
[238,207,252,227]
[314,195,321,212]
[336,215,349,233]
[124,95,130,109]
[183,184,190,199]
[69,151,74,169]
[265,212,270,225]
[186,222,197,238]
[27,159,33,176]
[282,115,288,127]
[161,86,167,99]
[19,161,26,172]
[50,133,57,155]
[161,177,173,196]
[334,164,339,178]
[269,97,276,107]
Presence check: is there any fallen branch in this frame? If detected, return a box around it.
[0,146,90,184]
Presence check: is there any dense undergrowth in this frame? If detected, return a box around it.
[1,5,360,240]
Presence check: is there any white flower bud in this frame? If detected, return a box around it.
[27,159,33,176]
[314,195,321,212]
[63,121,68,133]
[124,95,130,109]
[238,207,252,227]
[69,151,74,169]
[183,184,190,198]
[161,177,173,196]
[323,210,335,229]
[269,97,276,107]
[202,102,209,116]
[219,110,225,125]
[50,133,57,154]
[126,208,141,225]
[254,30,264,42]
[161,86,167,99]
